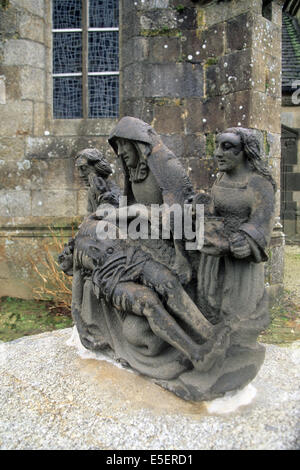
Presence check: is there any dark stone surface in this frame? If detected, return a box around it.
[61,119,276,402]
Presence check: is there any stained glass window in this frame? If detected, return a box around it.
[52,0,119,119]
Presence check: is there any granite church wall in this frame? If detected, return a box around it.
[0,0,285,297]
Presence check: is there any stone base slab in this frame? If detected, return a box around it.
[0,328,299,450]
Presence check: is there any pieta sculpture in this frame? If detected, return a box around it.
[59,117,275,401]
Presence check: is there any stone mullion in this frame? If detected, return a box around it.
[82,0,89,119]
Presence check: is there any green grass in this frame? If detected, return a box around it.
[0,296,73,342]
[259,290,300,345]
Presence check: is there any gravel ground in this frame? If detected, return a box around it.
[0,327,299,450]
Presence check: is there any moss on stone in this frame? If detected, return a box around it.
[263,131,270,155]
[205,133,215,157]
[174,4,185,13]
[155,98,183,107]
[0,0,10,10]
[196,8,206,37]
[141,27,181,38]
[205,57,219,66]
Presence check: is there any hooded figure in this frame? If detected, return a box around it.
[108,116,195,284]
[108,116,194,207]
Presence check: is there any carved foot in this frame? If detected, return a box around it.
[191,325,230,372]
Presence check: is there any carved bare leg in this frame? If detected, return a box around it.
[141,261,215,339]
[112,283,204,362]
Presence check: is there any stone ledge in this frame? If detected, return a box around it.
[0,328,299,450]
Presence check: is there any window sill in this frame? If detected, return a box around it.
[49,118,119,136]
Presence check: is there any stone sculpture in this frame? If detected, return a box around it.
[75,147,120,213]
[60,118,275,402]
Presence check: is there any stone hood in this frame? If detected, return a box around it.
[108,116,194,206]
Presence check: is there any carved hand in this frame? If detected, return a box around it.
[229,232,251,259]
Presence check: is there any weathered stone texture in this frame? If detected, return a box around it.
[18,12,44,43]
[12,0,45,18]
[0,0,285,296]
[120,0,284,287]
[31,190,77,217]
[0,190,31,217]
[0,101,33,136]
[2,39,45,68]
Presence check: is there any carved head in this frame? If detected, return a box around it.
[214,131,245,173]
[108,116,159,153]
[114,138,140,169]
[215,127,276,191]
[75,148,112,185]
[108,118,157,183]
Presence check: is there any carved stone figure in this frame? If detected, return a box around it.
[59,148,120,277]
[75,147,120,213]
[108,116,195,284]
[62,120,275,402]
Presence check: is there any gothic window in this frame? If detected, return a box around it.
[52,0,119,119]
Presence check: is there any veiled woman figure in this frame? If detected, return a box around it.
[194,127,276,389]
[108,116,195,283]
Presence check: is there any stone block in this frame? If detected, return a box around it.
[124,62,203,99]
[152,102,184,134]
[251,15,281,58]
[147,63,204,98]
[142,0,170,8]
[147,36,182,64]
[249,91,282,134]
[267,156,281,190]
[120,98,154,123]
[202,97,226,133]
[160,134,185,159]
[0,6,18,40]
[270,0,283,27]
[183,134,206,159]
[25,137,72,160]
[20,67,45,101]
[19,12,44,43]
[121,37,149,67]
[286,173,300,191]
[206,49,261,98]
[198,0,262,28]
[0,189,31,216]
[33,102,46,136]
[0,137,25,161]
[225,13,253,53]
[139,9,178,32]
[13,0,45,18]
[182,23,225,62]
[185,97,226,134]
[0,158,32,190]
[123,0,169,11]
[184,98,204,134]
[25,136,116,165]
[292,191,300,203]
[32,190,77,217]
[122,63,146,99]
[27,158,77,191]
[0,75,5,104]
[3,39,45,68]
[0,66,21,101]
[181,157,218,191]
[0,101,33,136]
[50,119,118,137]
[223,90,251,129]
[172,6,197,31]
